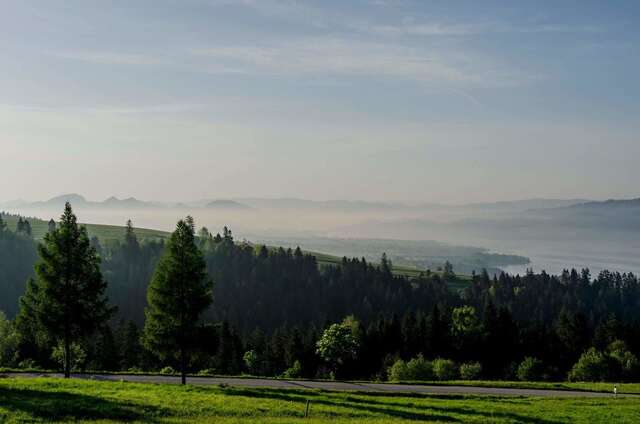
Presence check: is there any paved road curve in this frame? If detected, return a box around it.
[3,372,625,398]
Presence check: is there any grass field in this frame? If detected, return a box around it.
[2,215,170,242]
[391,380,640,394]
[0,377,638,423]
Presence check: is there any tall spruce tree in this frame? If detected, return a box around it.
[18,203,113,377]
[48,219,56,234]
[142,217,212,384]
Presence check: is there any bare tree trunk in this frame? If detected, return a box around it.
[181,345,186,385]
[64,335,71,378]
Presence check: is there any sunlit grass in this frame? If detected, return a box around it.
[390,379,640,394]
[0,377,638,423]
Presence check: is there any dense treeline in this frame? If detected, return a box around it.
[1,208,640,383]
[0,215,38,317]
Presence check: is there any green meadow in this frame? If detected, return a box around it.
[389,379,640,394]
[0,377,638,423]
[1,215,170,243]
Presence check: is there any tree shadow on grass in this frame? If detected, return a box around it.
[222,387,562,424]
[0,386,161,422]
[330,394,561,424]
[222,387,456,422]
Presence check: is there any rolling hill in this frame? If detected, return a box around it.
[1,214,169,242]
[1,214,468,285]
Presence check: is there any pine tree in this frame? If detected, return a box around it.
[124,220,139,254]
[23,219,32,237]
[18,203,114,378]
[142,217,213,384]
[117,320,142,370]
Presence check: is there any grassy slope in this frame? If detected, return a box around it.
[1,377,638,423]
[2,215,170,242]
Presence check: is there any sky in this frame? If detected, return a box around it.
[0,0,639,204]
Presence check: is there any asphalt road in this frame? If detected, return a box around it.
[3,372,625,398]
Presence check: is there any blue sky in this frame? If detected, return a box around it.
[1,0,638,203]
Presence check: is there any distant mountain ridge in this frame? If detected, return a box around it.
[0,194,253,211]
[204,200,253,210]
[568,198,640,209]
[5,194,638,215]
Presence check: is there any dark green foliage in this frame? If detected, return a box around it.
[116,320,143,371]
[0,311,19,367]
[569,348,610,382]
[89,326,120,371]
[0,214,38,317]
[517,357,545,381]
[16,217,32,237]
[459,362,482,380]
[4,213,640,381]
[16,203,113,377]
[442,260,455,280]
[433,358,458,380]
[102,220,163,325]
[388,354,435,381]
[142,218,213,384]
[316,321,358,378]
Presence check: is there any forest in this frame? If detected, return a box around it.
[1,206,640,384]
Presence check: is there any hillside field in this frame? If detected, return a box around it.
[2,215,170,243]
[2,214,469,284]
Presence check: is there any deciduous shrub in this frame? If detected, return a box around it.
[197,368,216,376]
[160,366,176,375]
[433,358,458,381]
[0,312,18,368]
[459,362,482,380]
[243,350,260,375]
[406,355,434,380]
[607,340,640,381]
[388,359,409,381]
[517,357,545,381]
[17,359,39,370]
[388,355,434,381]
[282,360,303,379]
[568,348,609,382]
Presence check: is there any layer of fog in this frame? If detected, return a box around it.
[6,198,640,276]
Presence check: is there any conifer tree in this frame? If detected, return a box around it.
[23,219,32,237]
[124,220,139,254]
[48,219,56,234]
[18,203,113,377]
[142,217,213,384]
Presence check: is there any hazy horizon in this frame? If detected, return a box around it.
[2,1,639,204]
[0,191,602,206]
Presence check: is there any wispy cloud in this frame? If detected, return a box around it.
[51,37,537,88]
[50,51,162,66]
[356,21,604,37]
[0,102,204,115]
[209,0,603,37]
[191,38,535,87]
